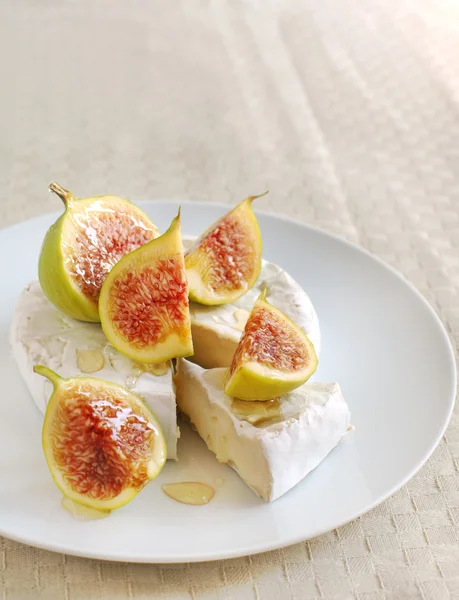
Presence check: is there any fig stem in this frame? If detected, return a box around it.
[258,288,268,302]
[167,208,181,234]
[33,365,63,389]
[247,191,269,204]
[48,182,75,207]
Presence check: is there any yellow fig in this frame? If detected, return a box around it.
[99,210,194,364]
[185,194,265,305]
[35,365,167,512]
[224,290,318,401]
[38,182,159,322]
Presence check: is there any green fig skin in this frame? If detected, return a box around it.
[38,183,159,323]
[39,204,101,322]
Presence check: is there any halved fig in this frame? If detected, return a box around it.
[39,182,159,322]
[185,194,265,305]
[99,210,193,364]
[34,365,166,512]
[224,290,318,401]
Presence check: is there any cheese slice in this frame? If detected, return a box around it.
[10,281,179,459]
[175,358,350,502]
[183,236,321,369]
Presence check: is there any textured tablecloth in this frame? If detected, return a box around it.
[1,1,459,598]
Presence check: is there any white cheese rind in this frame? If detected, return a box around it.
[175,358,350,502]
[10,281,179,459]
[183,236,321,369]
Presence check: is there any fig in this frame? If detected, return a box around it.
[224,290,318,401]
[39,182,159,322]
[185,194,265,305]
[99,211,194,364]
[35,365,166,512]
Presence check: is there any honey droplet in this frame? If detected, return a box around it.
[61,497,110,520]
[162,482,215,505]
[125,375,137,390]
[134,362,170,377]
[104,344,118,359]
[76,349,105,374]
[231,397,282,427]
[145,362,169,376]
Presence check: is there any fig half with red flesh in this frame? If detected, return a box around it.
[39,183,159,322]
[99,210,194,364]
[224,290,318,401]
[185,194,265,305]
[35,365,167,512]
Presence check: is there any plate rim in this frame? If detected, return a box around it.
[0,200,456,563]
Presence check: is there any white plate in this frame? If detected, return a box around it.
[0,201,455,563]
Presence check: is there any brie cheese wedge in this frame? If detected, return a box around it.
[183,237,321,369]
[10,281,179,459]
[175,358,350,502]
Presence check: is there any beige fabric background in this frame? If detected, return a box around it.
[1,0,459,598]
